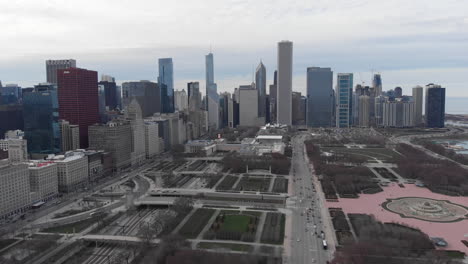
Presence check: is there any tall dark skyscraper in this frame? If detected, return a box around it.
[372,73,382,96]
[23,83,60,153]
[158,58,174,113]
[122,81,160,117]
[306,67,334,127]
[57,67,99,148]
[394,87,403,98]
[46,59,76,84]
[255,61,266,117]
[336,73,354,128]
[205,52,219,130]
[187,82,202,111]
[425,84,445,128]
[0,104,23,138]
[98,80,118,110]
[269,70,278,123]
[0,84,22,104]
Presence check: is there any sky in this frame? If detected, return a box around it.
[0,0,467,97]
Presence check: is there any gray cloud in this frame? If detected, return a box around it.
[0,0,467,96]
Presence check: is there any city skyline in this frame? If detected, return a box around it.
[1,0,467,96]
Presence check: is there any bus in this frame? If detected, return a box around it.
[322,239,328,250]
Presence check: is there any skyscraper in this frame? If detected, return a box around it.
[46,59,76,84]
[255,61,267,118]
[23,83,60,154]
[277,41,293,126]
[335,73,354,128]
[239,85,263,127]
[205,52,219,130]
[188,82,202,111]
[412,86,423,126]
[99,79,118,110]
[306,67,334,127]
[269,70,278,123]
[292,92,306,125]
[358,95,370,127]
[174,89,188,111]
[97,84,107,123]
[372,73,382,96]
[158,58,175,113]
[394,87,403,98]
[0,104,24,138]
[57,67,99,148]
[59,120,80,152]
[425,84,445,128]
[122,81,160,117]
[0,84,22,104]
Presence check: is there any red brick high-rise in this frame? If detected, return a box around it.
[58,68,99,148]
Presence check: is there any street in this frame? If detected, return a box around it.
[288,133,332,264]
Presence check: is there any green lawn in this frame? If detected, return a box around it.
[197,242,253,252]
[322,147,401,162]
[220,215,251,232]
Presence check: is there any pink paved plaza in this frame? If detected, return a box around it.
[326,183,468,254]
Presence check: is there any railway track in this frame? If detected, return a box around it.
[82,208,156,263]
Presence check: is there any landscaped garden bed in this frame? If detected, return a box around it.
[178,208,216,238]
[215,175,239,191]
[260,213,285,244]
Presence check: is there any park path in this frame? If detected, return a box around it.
[268,176,276,192]
[252,212,267,253]
[195,209,220,241]
[368,167,387,182]
[171,207,197,235]
[212,169,232,190]
[232,175,243,190]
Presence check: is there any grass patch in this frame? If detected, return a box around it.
[221,215,251,233]
[444,250,466,259]
[197,242,253,252]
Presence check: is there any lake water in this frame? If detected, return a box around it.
[434,140,468,154]
[446,97,468,115]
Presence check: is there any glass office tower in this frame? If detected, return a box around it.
[23,83,61,153]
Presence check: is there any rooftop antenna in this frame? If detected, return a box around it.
[210,44,212,53]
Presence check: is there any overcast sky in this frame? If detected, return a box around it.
[1,0,467,96]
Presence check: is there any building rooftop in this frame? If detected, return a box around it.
[256,135,283,140]
[29,160,56,169]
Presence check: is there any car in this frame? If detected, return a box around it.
[297,238,301,242]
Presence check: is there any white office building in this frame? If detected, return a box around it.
[144,121,161,159]
[0,162,31,220]
[277,41,293,126]
[47,152,88,193]
[28,161,58,202]
[239,86,264,127]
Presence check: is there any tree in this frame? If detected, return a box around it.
[138,222,158,244]
[155,234,190,264]
[172,197,194,215]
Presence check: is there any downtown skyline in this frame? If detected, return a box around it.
[1,0,467,96]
